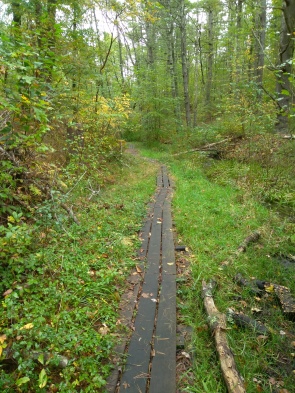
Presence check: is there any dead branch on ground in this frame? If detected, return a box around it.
[60,203,80,225]
[172,138,233,156]
[202,280,246,393]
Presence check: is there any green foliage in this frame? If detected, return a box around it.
[0,155,158,392]
[0,212,32,267]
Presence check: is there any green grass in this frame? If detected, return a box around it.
[0,154,159,392]
[137,142,295,393]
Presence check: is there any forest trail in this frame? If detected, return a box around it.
[107,166,177,393]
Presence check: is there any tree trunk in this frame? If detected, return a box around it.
[180,0,191,127]
[165,3,181,128]
[205,7,214,114]
[275,0,295,133]
[254,0,266,87]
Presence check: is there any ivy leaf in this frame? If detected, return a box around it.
[38,353,45,365]
[16,377,30,386]
[38,368,48,388]
[21,76,34,84]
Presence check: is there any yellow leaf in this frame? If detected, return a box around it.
[265,284,274,293]
[0,334,7,344]
[20,323,34,330]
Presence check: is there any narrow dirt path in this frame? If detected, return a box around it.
[107,166,176,393]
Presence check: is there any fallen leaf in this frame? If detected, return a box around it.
[257,335,268,341]
[181,351,191,359]
[167,262,174,265]
[239,300,247,308]
[0,335,6,344]
[136,266,142,273]
[280,330,286,336]
[20,323,34,330]
[121,237,133,246]
[251,307,262,313]
[268,377,277,385]
[265,284,274,293]
[141,293,149,298]
[99,326,109,335]
[3,289,12,297]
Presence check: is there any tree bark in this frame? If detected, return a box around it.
[179,0,191,127]
[254,0,266,88]
[275,0,295,133]
[205,7,214,113]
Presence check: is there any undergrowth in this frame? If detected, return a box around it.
[0,154,158,392]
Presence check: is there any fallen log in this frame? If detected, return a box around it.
[267,283,295,320]
[234,273,264,296]
[227,309,269,335]
[236,231,260,254]
[221,231,261,269]
[234,274,295,320]
[202,280,246,393]
[172,138,232,156]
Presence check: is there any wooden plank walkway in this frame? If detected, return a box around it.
[106,166,176,393]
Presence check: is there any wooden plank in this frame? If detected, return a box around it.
[120,287,158,392]
[157,172,163,187]
[149,190,176,393]
[120,191,164,392]
[106,197,158,392]
[162,197,176,276]
[162,166,170,188]
[149,275,176,393]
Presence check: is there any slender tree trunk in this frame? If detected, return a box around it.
[235,0,243,82]
[116,24,125,84]
[205,7,214,113]
[275,0,295,133]
[180,0,191,127]
[165,5,181,128]
[254,0,266,87]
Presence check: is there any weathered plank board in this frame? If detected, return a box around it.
[119,189,166,392]
[149,189,176,393]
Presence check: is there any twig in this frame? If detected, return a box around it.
[87,180,100,200]
[65,171,87,196]
[60,203,80,225]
